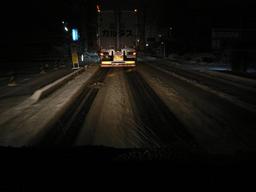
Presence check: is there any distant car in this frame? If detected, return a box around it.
[83,52,100,64]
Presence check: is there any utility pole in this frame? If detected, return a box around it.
[138,2,146,51]
[142,5,146,51]
[161,41,166,57]
[97,9,101,49]
[135,9,139,49]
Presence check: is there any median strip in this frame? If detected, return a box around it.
[0,65,100,146]
[31,68,85,102]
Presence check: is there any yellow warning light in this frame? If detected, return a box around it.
[102,61,112,64]
[125,61,136,64]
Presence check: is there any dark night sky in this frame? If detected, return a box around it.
[1,1,63,43]
[0,0,255,50]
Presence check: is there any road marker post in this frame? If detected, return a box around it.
[71,43,80,70]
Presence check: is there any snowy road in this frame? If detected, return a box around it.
[138,61,256,154]
[25,67,199,153]
[72,63,256,154]
[75,68,198,152]
[146,60,256,111]
[0,60,256,156]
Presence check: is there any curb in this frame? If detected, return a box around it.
[29,66,100,146]
[31,68,85,102]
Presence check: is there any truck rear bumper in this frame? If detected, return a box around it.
[101,61,136,67]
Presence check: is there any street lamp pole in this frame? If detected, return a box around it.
[163,42,166,57]
[134,9,139,49]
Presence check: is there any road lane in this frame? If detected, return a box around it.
[75,68,148,148]
[138,62,256,153]
[75,68,200,153]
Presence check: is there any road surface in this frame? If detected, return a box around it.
[0,60,256,158]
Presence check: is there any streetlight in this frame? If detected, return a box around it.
[62,21,69,32]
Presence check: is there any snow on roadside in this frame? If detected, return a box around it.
[166,57,254,82]
[204,70,256,88]
[0,65,99,147]
[138,56,157,62]
[142,55,231,71]
[166,58,230,71]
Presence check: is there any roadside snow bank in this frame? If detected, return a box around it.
[167,53,230,71]
[140,56,157,61]
[204,71,256,88]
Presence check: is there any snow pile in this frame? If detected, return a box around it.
[182,53,217,64]
[166,53,230,71]
[167,53,220,66]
